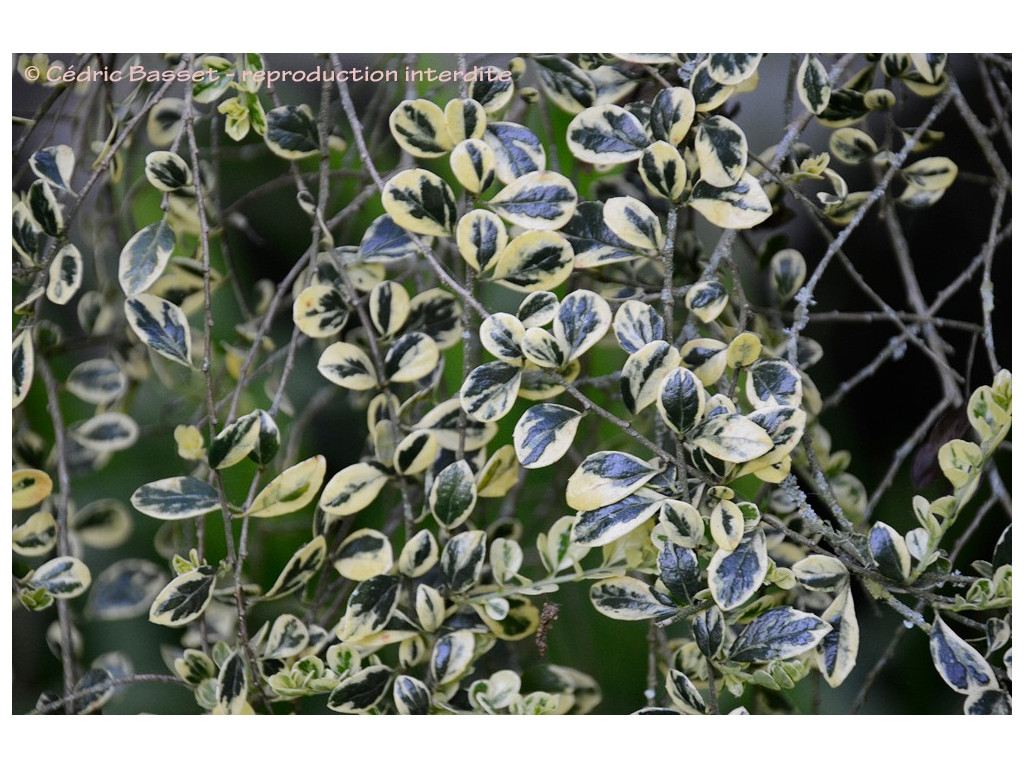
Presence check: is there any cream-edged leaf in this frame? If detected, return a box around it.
[746,358,803,408]
[394,430,440,477]
[797,55,831,115]
[460,361,522,423]
[691,412,773,463]
[483,122,545,184]
[66,359,127,405]
[471,68,516,113]
[520,327,566,369]
[29,180,63,237]
[830,128,878,165]
[566,451,659,511]
[514,404,583,469]
[902,157,958,192]
[131,476,221,520]
[554,289,611,362]
[639,141,687,201]
[567,104,650,164]
[384,332,439,383]
[817,587,859,687]
[26,556,92,599]
[690,60,735,112]
[573,491,663,547]
[318,342,378,390]
[650,87,696,146]
[414,398,498,452]
[87,559,166,620]
[590,576,676,621]
[335,529,394,582]
[406,288,462,350]
[535,55,597,114]
[708,529,768,610]
[320,462,388,517]
[12,329,34,409]
[476,445,519,498]
[657,367,706,435]
[614,300,664,354]
[457,210,507,274]
[659,499,705,549]
[13,468,53,510]
[382,169,457,237]
[71,498,133,549]
[30,144,75,191]
[264,536,327,600]
[708,54,762,85]
[621,341,681,415]
[208,411,261,470]
[603,196,664,252]
[445,98,487,142]
[12,510,58,557]
[480,312,525,363]
[358,214,420,263]
[293,284,349,338]
[563,201,652,269]
[71,412,138,452]
[770,248,806,302]
[441,530,487,594]
[264,104,318,160]
[244,456,326,518]
[46,243,83,305]
[695,116,748,188]
[710,499,745,551]
[450,138,496,195]
[388,99,454,158]
[144,151,192,192]
[429,460,478,529]
[685,281,729,324]
[869,521,911,582]
[148,565,216,626]
[729,606,831,662]
[517,291,559,328]
[689,173,771,229]
[432,630,477,686]
[124,294,192,367]
[488,170,577,231]
[492,231,574,293]
[930,616,998,694]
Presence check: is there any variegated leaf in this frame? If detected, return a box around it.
[441,530,487,594]
[327,665,392,713]
[335,529,393,582]
[565,451,660,512]
[483,121,545,184]
[245,455,326,518]
[770,248,807,302]
[666,669,706,714]
[208,410,261,469]
[87,559,166,620]
[29,180,63,236]
[930,616,998,693]
[264,104,318,160]
[689,173,772,229]
[621,341,681,414]
[394,430,440,476]
[12,510,58,557]
[563,201,651,269]
[30,144,75,191]
[320,462,389,517]
[603,197,664,252]
[12,329,34,409]
[514,404,583,469]
[12,468,53,510]
[708,529,768,610]
[131,476,220,520]
[797,55,831,115]
[12,200,43,263]
[535,55,597,114]
[339,575,400,643]
[450,138,496,195]
[414,399,498,452]
[444,98,487,143]
[573,490,663,547]
[710,499,745,552]
[517,291,559,328]
[869,521,911,582]
[817,587,859,687]
[318,342,378,390]
[144,151,192,192]
[589,576,676,621]
[460,361,522,423]
[432,630,476,686]
[691,412,773,463]
[71,412,138,452]
[902,157,958,192]
[708,54,762,86]
[264,536,327,600]
[471,68,516,113]
[66,359,126,405]
[293,284,349,338]
[429,460,478,529]
[695,116,748,188]
[70,499,132,549]
[657,366,706,435]
[690,60,735,113]
[359,214,420,263]
[729,606,831,662]
[388,99,454,158]
[658,542,702,604]
[830,127,878,165]
[382,169,457,237]
[492,231,574,293]
[215,650,249,715]
[384,332,439,383]
[567,104,650,164]
[148,565,216,626]
[46,243,83,305]
[793,554,849,593]
[746,358,802,408]
[26,556,92,599]
[406,288,462,350]
[660,499,706,549]
[685,281,729,324]
[554,289,611,363]
[476,445,519,498]
[399,530,439,579]
[650,87,696,146]
[639,141,687,201]
[457,210,507,274]
[488,170,577,231]
[614,300,664,353]
[480,313,525,363]
[393,675,431,715]
[124,294,192,367]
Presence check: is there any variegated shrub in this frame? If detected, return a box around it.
[12,52,1011,715]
